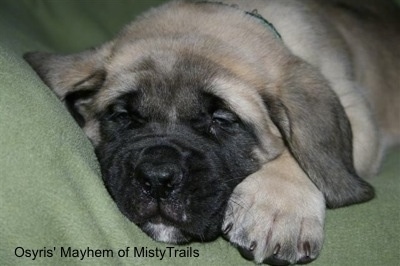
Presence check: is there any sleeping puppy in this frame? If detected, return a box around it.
[24,0,400,265]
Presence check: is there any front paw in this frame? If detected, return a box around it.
[223,154,325,265]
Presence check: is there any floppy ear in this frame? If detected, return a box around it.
[263,61,374,208]
[24,47,108,127]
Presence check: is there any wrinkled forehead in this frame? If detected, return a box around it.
[95,55,210,118]
[94,52,269,125]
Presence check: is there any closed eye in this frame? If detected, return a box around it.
[212,109,238,126]
[208,109,241,138]
[109,109,129,120]
[104,104,147,129]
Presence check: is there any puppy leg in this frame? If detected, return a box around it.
[223,149,325,265]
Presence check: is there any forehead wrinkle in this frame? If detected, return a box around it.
[145,88,198,123]
[96,46,180,110]
[139,59,209,121]
[97,50,217,119]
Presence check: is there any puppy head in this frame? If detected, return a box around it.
[24,40,285,243]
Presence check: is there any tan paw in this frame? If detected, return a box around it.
[223,151,325,265]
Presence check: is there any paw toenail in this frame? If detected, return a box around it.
[238,246,254,260]
[223,223,233,234]
[297,256,314,265]
[250,241,257,251]
[273,244,281,255]
[304,241,311,257]
[297,242,315,265]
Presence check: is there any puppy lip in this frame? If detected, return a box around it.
[148,213,184,227]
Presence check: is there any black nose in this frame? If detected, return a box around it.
[135,162,182,199]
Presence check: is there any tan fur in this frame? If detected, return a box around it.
[221,0,399,176]
[322,1,400,149]
[224,149,325,263]
[84,0,399,177]
[24,0,399,264]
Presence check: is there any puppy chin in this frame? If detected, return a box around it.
[142,222,190,244]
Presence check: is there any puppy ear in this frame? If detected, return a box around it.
[24,47,108,127]
[264,61,374,208]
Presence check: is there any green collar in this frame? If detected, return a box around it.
[195,1,282,40]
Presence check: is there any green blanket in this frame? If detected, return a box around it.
[0,1,399,265]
